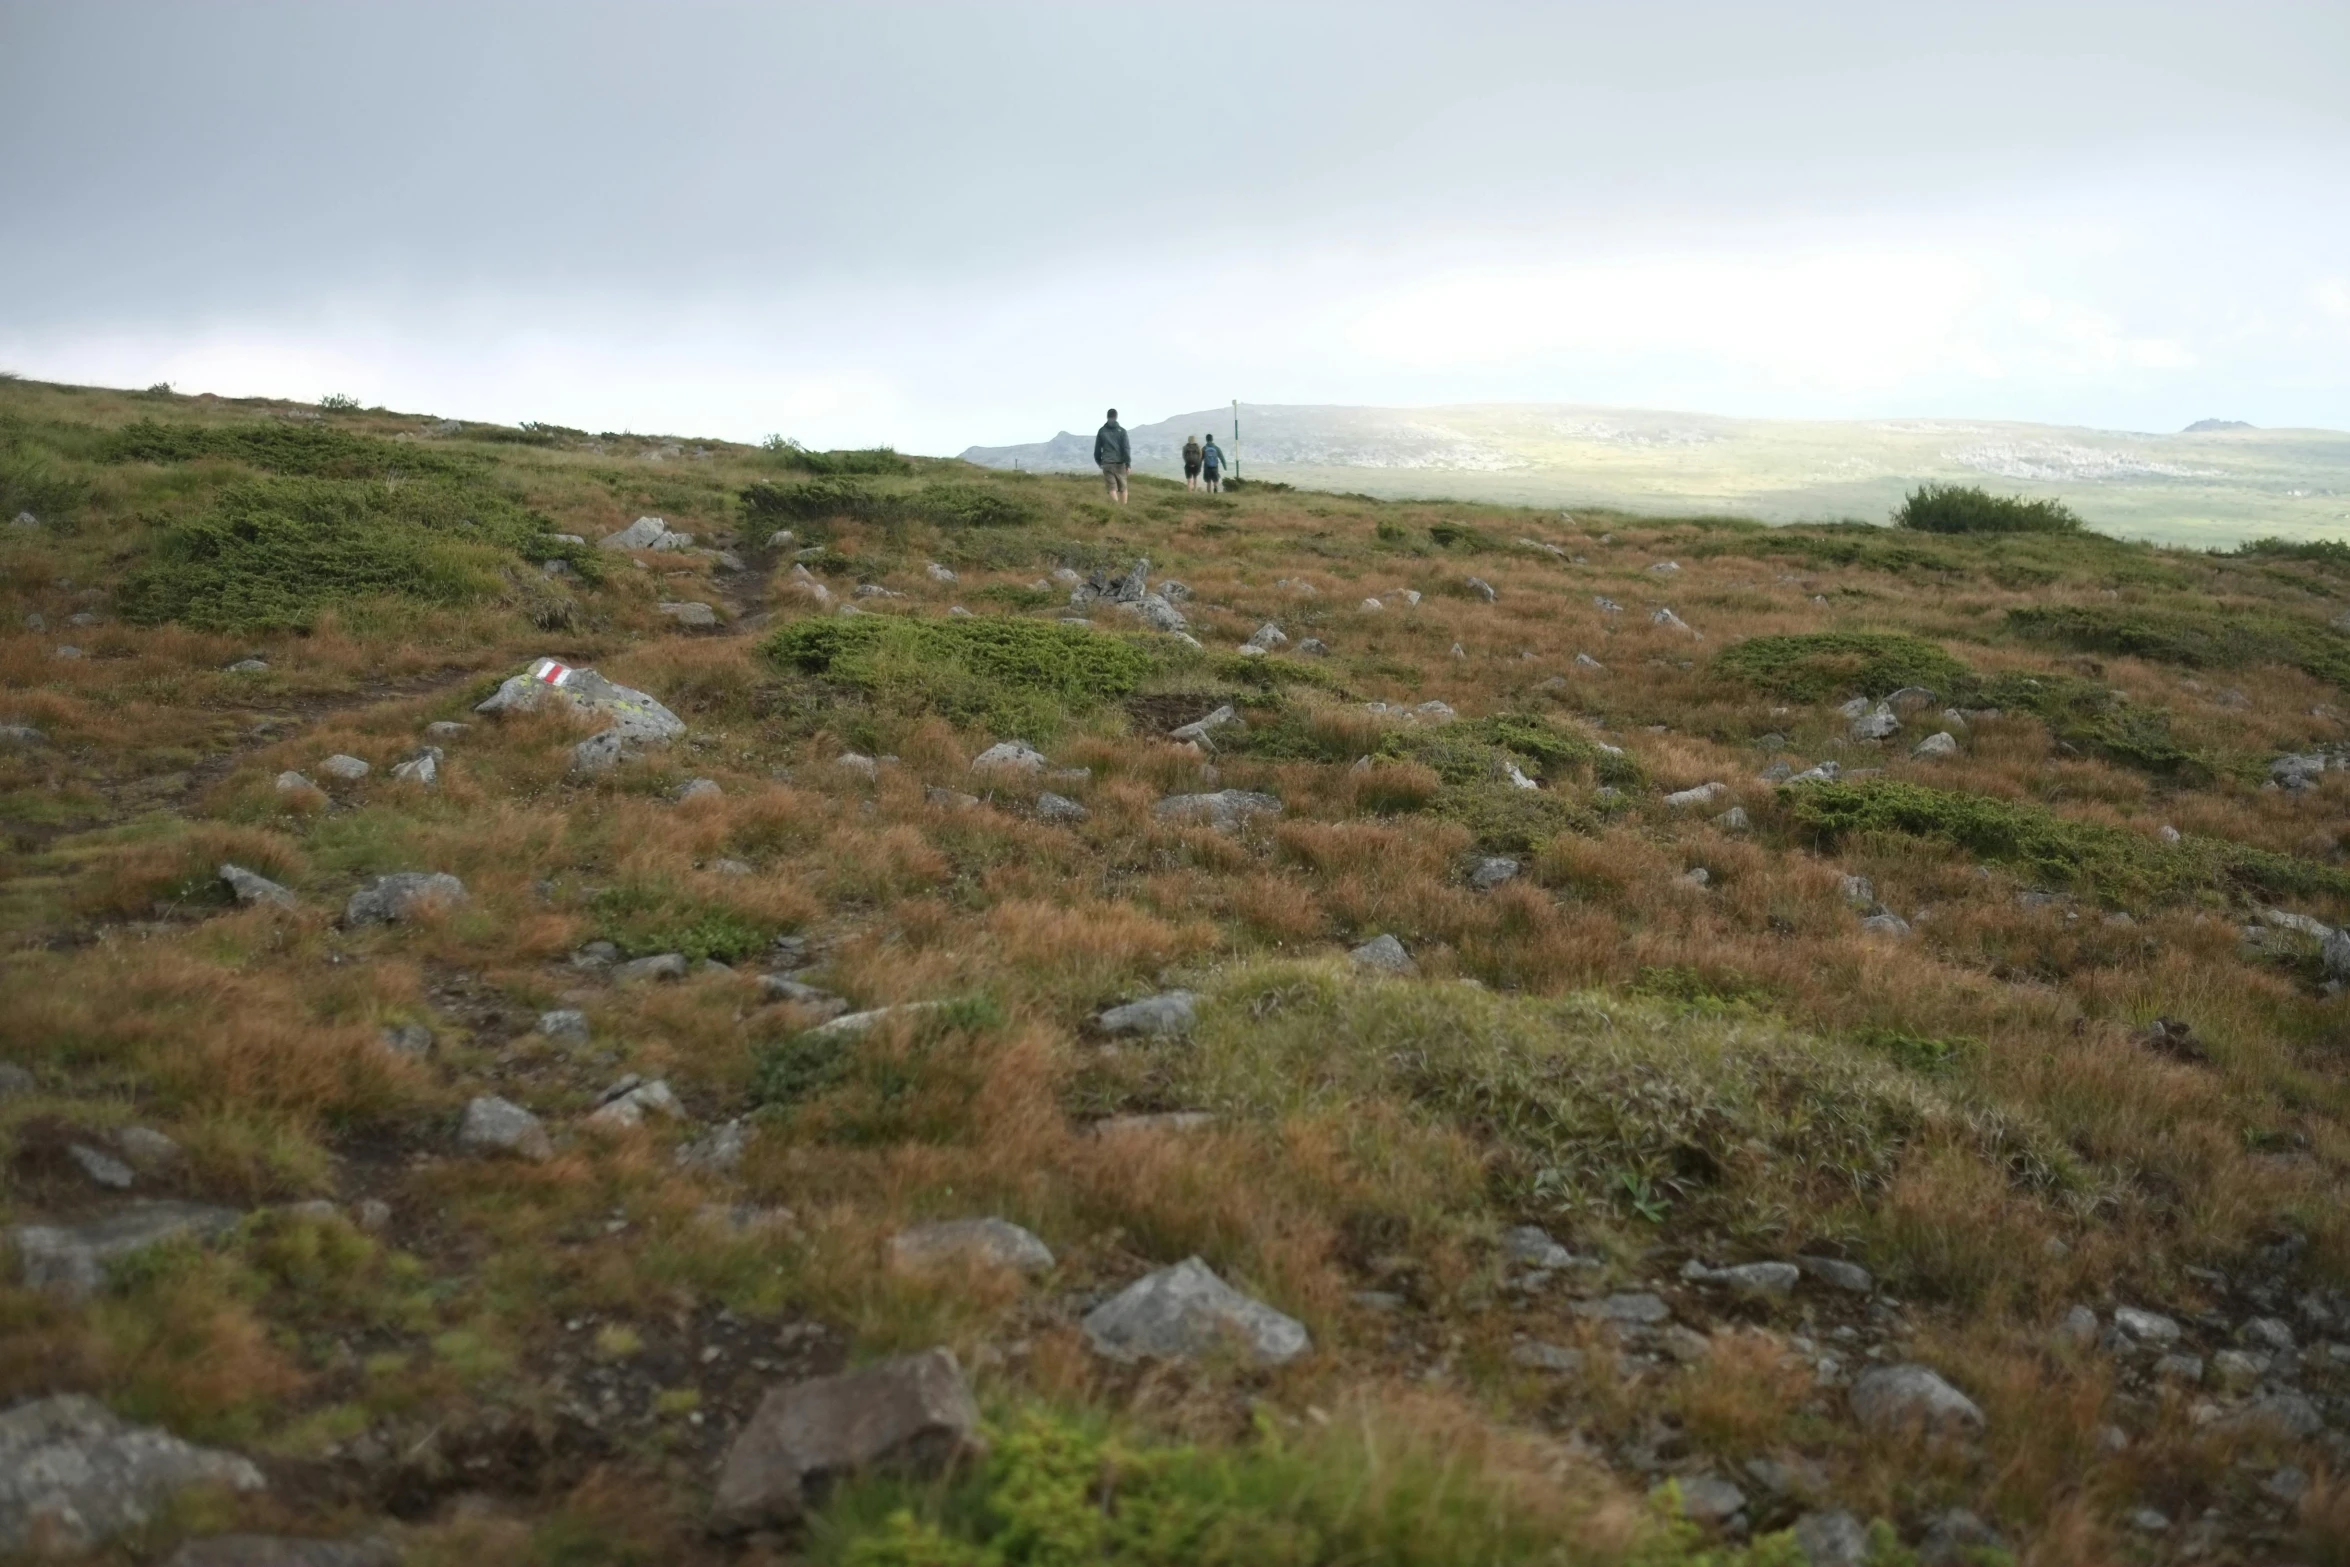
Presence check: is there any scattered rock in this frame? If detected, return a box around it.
[613,952,689,985]
[1241,623,1288,653]
[1500,1225,1586,1270]
[1859,912,1911,938]
[588,1078,686,1129]
[925,561,957,583]
[1682,1259,1800,1297]
[0,723,45,747]
[2110,1305,2183,1349]
[1848,1363,1984,1436]
[1574,1292,1672,1326]
[971,740,1047,773]
[1466,577,1497,602]
[1155,789,1282,830]
[69,1143,136,1190]
[759,975,850,1019]
[1662,1474,1745,1527]
[1912,731,1959,760]
[671,777,722,802]
[1651,607,1692,633]
[599,516,690,551]
[1349,934,1415,974]
[112,1127,181,1172]
[1097,991,1197,1036]
[1647,560,1681,575]
[0,1063,33,1098]
[343,871,466,927]
[1664,781,1725,808]
[218,863,295,909]
[1081,1256,1310,1366]
[225,658,269,674]
[1169,705,1241,745]
[677,1119,752,1173]
[1575,652,1605,670]
[11,1203,241,1301]
[1849,706,1900,741]
[458,1095,553,1161]
[1035,791,1088,823]
[1790,1510,1869,1567]
[2209,1349,2265,1391]
[2244,1315,2297,1352]
[476,657,686,774]
[1509,1342,1586,1374]
[0,1394,266,1554]
[799,1001,949,1043]
[274,771,315,792]
[319,754,370,781]
[379,1023,433,1057]
[2228,1391,2325,1440]
[925,786,981,810]
[711,1348,983,1531]
[1471,856,1521,890]
[1593,596,1623,614]
[1713,806,1750,832]
[1918,1509,2004,1565]
[888,1218,1055,1279]
[2054,1305,2099,1349]
[388,749,439,786]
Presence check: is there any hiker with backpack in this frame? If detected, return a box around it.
[1181,434,1204,490]
[1095,409,1131,504]
[1201,433,1226,493]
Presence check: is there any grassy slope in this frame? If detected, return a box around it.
[5,377,2350,1562]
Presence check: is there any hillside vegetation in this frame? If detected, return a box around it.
[6,377,2350,1565]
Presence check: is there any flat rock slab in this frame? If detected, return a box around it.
[888,1217,1055,1279]
[1154,790,1282,831]
[1081,1256,1310,1367]
[0,1394,265,1553]
[657,601,718,626]
[343,872,466,927]
[1096,991,1197,1036]
[1573,1292,1672,1326]
[164,1538,398,1567]
[711,1348,982,1531]
[459,1095,552,1161]
[12,1202,241,1302]
[1849,1363,1984,1436]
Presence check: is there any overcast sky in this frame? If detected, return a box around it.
[4,1,2347,449]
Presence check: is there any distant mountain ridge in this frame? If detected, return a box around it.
[959,402,2350,547]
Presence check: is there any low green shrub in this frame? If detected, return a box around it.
[1783,779,2350,910]
[2005,603,2350,689]
[743,476,884,524]
[1893,482,2082,535]
[1712,631,1971,704]
[905,482,1037,529]
[2231,536,2350,574]
[589,885,779,964]
[762,616,1156,736]
[104,419,475,479]
[1427,520,1497,551]
[761,437,912,475]
[119,476,574,632]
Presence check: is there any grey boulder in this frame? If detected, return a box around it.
[458,1095,552,1161]
[711,1348,982,1530]
[1848,1363,1984,1436]
[0,1394,266,1555]
[475,660,685,773]
[1349,933,1415,974]
[1682,1259,1800,1297]
[1471,856,1522,890]
[971,739,1047,773]
[537,1008,589,1043]
[318,754,370,781]
[613,952,688,985]
[1168,705,1240,745]
[1912,731,1959,760]
[887,1217,1056,1279]
[1082,1256,1311,1366]
[1154,790,1282,830]
[1097,991,1197,1036]
[1790,1510,1870,1567]
[343,871,466,926]
[657,600,718,627]
[1034,791,1089,823]
[219,863,295,909]
[11,1202,241,1302]
[1796,1256,1874,1294]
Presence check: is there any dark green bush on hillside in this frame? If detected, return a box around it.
[1894,483,2082,535]
[104,419,475,480]
[120,476,578,632]
[762,614,1155,737]
[2006,603,2350,689]
[742,477,1037,530]
[760,437,911,475]
[1713,631,1971,703]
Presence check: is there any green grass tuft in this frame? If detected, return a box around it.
[762,615,1156,737]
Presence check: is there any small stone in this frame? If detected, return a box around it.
[0,1064,34,1098]
[759,976,851,1020]
[2054,1305,2099,1349]
[69,1143,136,1190]
[1679,867,1711,888]
[2153,1352,2204,1383]
[51,645,83,660]
[388,750,439,787]
[677,1119,752,1173]
[613,952,689,985]
[1035,791,1088,823]
[1465,577,1497,602]
[1573,1292,1672,1326]
[925,561,957,583]
[1859,912,1911,938]
[1349,934,1415,974]
[1650,607,1692,633]
[1501,1225,1578,1270]
[379,1023,433,1057]
[459,1096,552,1161]
[1648,560,1681,575]
[226,658,270,674]
[1796,1256,1873,1294]
[274,770,315,792]
[1847,1363,1984,1435]
[1097,991,1197,1036]
[2265,1466,2311,1505]
[11,1203,241,1301]
[710,1349,982,1531]
[657,600,718,626]
[2128,1508,2169,1533]
[342,871,465,926]
[888,1217,1055,1279]
[2208,1349,2265,1391]
[111,1126,181,1171]
[2158,824,2182,844]
[971,739,1048,773]
[1849,707,1900,741]
[353,1200,392,1232]
[572,940,620,971]
[1912,731,1959,760]
[671,777,721,802]
[1081,1256,1310,1366]
[1713,806,1750,832]
[1509,1342,1586,1374]
[2111,1305,2182,1348]
[538,1009,589,1043]
[587,1078,685,1129]
[2243,1315,2297,1352]
[1575,652,1605,670]
[1168,704,1241,745]
[1471,856,1522,890]
[925,786,981,810]
[219,863,295,908]
[1154,789,1282,831]
[1683,1259,1800,1297]
[1664,782,1725,808]
[319,754,370,781]
[1296,637,1330,655]
[1789,1510,1869,1567]
[712,857,753,876]
[1660,1474,1744,1527]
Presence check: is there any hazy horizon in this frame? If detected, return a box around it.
[5,2,2349,453]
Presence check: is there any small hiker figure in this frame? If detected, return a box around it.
[1181,433,1204,491]
[1200,433,1226,493]
[1095,408,1131,505]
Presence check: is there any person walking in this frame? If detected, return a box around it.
[1181,433,1204,491]
[1200,433,1226,493]
[1094,408,1131,504]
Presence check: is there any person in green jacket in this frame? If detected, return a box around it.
[1094,409,1131,504]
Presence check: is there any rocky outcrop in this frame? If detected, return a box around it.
[710,1349,982,1531]
[0,1394,265,1554]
